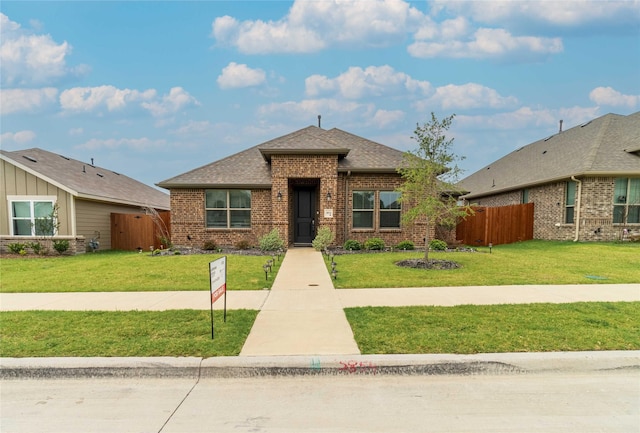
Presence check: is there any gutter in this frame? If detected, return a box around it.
[571,176,582,242]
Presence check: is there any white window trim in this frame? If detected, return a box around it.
[379,191,402,229]
[352,190,375,229]
[205,190,252,229]
[7,195,57,237]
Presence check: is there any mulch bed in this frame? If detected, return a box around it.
[395,258,462,270]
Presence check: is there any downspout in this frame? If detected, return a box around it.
[571,176,582,242]
[344,170,351,243]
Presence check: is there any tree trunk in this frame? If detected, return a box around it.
[424,223,430,261]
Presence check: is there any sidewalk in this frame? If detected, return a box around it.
[239,248,360,356]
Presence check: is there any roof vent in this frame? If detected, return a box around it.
[60,155,70,160]
[22,155,37,163]
[96,173,104,178]
[318,115,321,128]
[543,136,553,142]
[580,121,592,128]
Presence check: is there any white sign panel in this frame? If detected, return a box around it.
[209,256,226,304]
[324,208,334,218]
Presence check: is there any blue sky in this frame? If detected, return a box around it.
[1,1,639,189]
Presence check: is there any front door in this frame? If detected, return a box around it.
[294,188,316,244]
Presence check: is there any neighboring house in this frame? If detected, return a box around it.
[158,125,427,248]
[1,148,170,253]
[458,111,640,242]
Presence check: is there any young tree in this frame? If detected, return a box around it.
[397,112,473,261]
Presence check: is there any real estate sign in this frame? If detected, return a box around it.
[210,256,226,304]
[209,256,227,339]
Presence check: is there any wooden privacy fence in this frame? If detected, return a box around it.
[456,203,534,246]
[111,212,171,251]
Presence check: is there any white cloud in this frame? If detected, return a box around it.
[0,130,37,145]
[68,128,83,136]
[60,85,156,113]
[589,86,639,108]
[217,62,266,89]
[408,27,562,59]
[75,137,167,151]
[59,85,198,118]
[212,0,423,54]
[258,98,373,123]
[370,109,405,128]
[141,87,200,117]
[432,0,640,30]
[0,87,58,115]
[170,120,214,136]
[456,106,600,131]
[0,13,87,86]
[416,83,518,111]
[306,65,431,99]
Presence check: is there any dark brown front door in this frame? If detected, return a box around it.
[294,188,316,244]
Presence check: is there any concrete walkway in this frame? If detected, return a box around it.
[239,248,360,356]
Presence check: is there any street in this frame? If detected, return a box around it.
[2,371,638,433]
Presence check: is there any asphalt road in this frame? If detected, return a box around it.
[2,370,638,433]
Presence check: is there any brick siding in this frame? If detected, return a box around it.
[469,176,639,242]
[168,155,434,249]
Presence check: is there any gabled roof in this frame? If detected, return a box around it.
[1,148,169,209]
[459,111,640,199]
[157,125,406,189]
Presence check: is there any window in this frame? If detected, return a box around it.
[565,181,576,224]
[352,191,374,228]
[205,190,251,228]
[379,191,401,228]
[10,199,55,236]
[522,189,529,204]
[613,178,640,224]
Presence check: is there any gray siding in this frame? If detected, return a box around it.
[75,199,146,250]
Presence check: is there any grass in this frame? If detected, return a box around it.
[0,250,282,293]
[327,240,640,288]
[0,310,258,357]
[345,302,640,354]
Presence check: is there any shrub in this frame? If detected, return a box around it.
[158,236,172,249]
[259,229,285,252]
[343,239,362,251]
[7,242,27,255]
[235,239,251,250]
[203,240,217,251]
[312,226,335,251]
[396,240,415,250]
[28,242,45,255]
[53,239,70,255]
[429,239,448,251]
[364,237,385,251]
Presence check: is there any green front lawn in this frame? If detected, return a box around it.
[0,310,257,357]
[0,250,281,293]
[327,241,640,288]
[2,302,637,357]
[345,302,640,354]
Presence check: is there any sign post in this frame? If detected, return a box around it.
[209,256,227,339]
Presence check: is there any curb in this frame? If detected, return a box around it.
[2,351,638,379]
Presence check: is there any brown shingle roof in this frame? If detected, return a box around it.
[1,148,169,209]
[459,111,640,199]
[157,126,406,188]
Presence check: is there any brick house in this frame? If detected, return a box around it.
[158,126,427,248]
[1,148,170,253]
[458,111,640,242]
